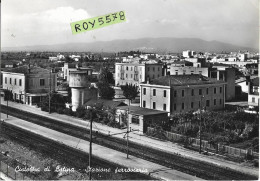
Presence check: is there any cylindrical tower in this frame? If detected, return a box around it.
[69,71,95,111]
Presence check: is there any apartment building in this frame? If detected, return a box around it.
[115,62,163,86]
[170,66,208,77]
[139,75,226,114]
[2,65,57,105]
[248,77,259,108]
[209,66,235,101]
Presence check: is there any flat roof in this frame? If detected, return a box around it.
[118,106,168,116]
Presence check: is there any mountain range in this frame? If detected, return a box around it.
[2,37,257,53]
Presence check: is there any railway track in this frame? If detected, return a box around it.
[1,105,257,180]
[1,122,153,180]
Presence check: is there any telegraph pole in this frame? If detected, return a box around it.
[199,95,204,154]
[49,68,51,114]
[126,108,129,159]
[89,110,93,180]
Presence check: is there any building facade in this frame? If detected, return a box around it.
[248,77,259,108]
[139,75,226,114]
[115,62,163,86]
[2,65,57,105]
[170,66,208,77]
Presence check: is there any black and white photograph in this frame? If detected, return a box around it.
[0,0,259,180]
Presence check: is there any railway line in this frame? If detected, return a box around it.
[1,105,257,180]
[1,122,153,180]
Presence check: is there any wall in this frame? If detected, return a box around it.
[145,64,163,81]
[170,66,208,77]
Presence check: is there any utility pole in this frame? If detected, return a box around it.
[6,89,8,118]
[199,95,204,154]
[89,110,93,180]
[127,108,129,159]
[49,68,51,114]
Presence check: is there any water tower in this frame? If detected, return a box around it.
[69,70,97,111]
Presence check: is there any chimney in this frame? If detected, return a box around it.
[28,64,30,73]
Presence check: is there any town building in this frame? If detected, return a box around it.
[139,75,226,114]
[116,106,168,134]
[2,65,57,105]
[170,66,208,77]
[209,66,235,101]
[248,77,259,109]
[115,62,163,86]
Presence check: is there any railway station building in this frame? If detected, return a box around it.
[2,65,57,105]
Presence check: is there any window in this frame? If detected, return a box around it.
[19,79,22,86]
[153,75,155,79]
[158,74,160,78]
[191,102,194,108]
[164,90,167,97]
[191,89,194,96]
[206,88,209,94]
[131,74,133,78]
[199,101,201,107]
[174,104,176,111]
[214,99,216,105]
[143,101,146,108]
[5,77,7,84]
[132,116,139,124]
[126,74,128,78]
[214,88,216,94]
[153,67,155,71]
[182,90,185,97]
[199,89,202,95]
[126,66,128,70]
[143,88,146,95]
[206,100,210,107]
[40,79,45,86]
[14,79,17,85]
[148,67,150,71]
[163,104,166,111]
[153,102,156,109]
[153,89,156,96]
[182,103,184,110]
[9,78,12,84]
[174,90,177,97]
[158,67,160,71]
[220,87,222,93]
[252,97,255,103]
[131,67,133,71]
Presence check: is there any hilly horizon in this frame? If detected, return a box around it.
[2,37,257,53]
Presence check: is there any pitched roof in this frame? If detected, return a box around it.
[118,106,168,116]
[3,65,51,74]
[149,75,225,86]
[84,99,127,109]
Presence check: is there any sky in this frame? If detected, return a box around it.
[1,0,259,49]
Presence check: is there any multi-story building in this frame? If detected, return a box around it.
[139,75,226,114]
[209,66,235,101]
[2,65,57,105]
[248,77,259,109]
[170,66,208,77]
[115,62,163,86]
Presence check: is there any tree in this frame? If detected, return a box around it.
[120,84,139,105]
[99,67,114,84]
[41,92,66,112]
[96,82,115,100]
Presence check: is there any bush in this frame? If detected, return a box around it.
[56,107,64,114]
[63,108,74,116]
[76,106,86,118]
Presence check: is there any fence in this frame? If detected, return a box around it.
[0,161,30,180]
[147,127,259,158]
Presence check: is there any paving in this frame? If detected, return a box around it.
[1,113,200,180]
[0,98,258,178]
